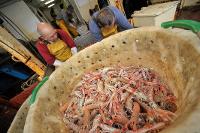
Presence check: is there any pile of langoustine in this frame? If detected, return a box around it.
[59,66,177,133]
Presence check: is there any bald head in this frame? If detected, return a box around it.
[37,22,57,41]
[37,22,54,35]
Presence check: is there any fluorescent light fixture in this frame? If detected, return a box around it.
[45,0,54,5]
[48,3,55,8]
[40,0,45,1]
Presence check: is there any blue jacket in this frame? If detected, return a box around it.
[89,6,133,41]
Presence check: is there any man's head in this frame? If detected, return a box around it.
[37,22,57,42]
[96,8,116,29]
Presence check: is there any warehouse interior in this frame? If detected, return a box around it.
[0,0,200,132]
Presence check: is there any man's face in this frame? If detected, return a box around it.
[104,21,115,30]
[101,20,116,33]
[42,29,58,42]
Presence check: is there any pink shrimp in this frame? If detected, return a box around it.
[63,118,80,132]
[82,103,102,128]
[112,114,129,125]
[86,74,101,83]
[99,124,121,132]
[59,102,69,114]
[137,122,165,133]
[120,91,130,103]
[63,66,177,132]
[126,102,141,131]
[126,95,133,111]
[89,115,101,133]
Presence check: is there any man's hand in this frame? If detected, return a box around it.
[53,60,63,67]
[71,47,78,55]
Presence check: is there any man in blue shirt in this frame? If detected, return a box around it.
[89,6,133,41]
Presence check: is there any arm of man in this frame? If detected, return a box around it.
[36,41,56,65]
[110,6,133,29]
[58,29,78,55]
[36,41,62,66]
[89,19,103,42]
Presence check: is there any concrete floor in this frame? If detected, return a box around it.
[74,25,97,51]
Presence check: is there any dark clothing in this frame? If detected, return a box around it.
[98,0,109,9]
[123,0,148,19]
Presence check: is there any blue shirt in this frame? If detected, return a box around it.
[89,6,133,41]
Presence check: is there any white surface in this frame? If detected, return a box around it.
[76,0,89,6]
[133,1,179,17]
[132,1,179,27]
[71,47,78,55]
[74,0,98,22]
[0,1,40,40]
[53,59,62,66]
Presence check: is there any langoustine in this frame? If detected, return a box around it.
[60,66,177,132]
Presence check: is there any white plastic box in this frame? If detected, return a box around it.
[132,1,179,27]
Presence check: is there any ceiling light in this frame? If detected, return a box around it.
[48,3,55,8]
[40,0,45,1]
[45,0,54,5]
